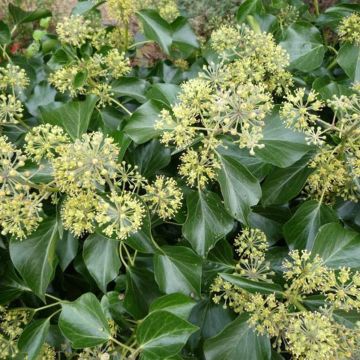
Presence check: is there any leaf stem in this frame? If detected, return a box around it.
[45,293,62,302]
[110,97,133,116]
[313,0,320,16]
[34,302,61,313]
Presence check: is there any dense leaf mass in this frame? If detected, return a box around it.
[0,0,359,359]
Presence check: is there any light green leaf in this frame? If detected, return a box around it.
[311,223,360,269]
[18,318,50,360]
[123,100,164,144]
[71,0,105,15]
[59,293,111,348]
[237,0,264,23]
[9,219,59,300]
[204,314,271,360]
[149,293,196,319]
[280,22,325,72]
[284,200,338,250]
[83,234,121,293]
[154,246,202,297]
[337,43,360,82]
[217,154,261,225]
[137,310,198,360]
[183,190,234,257]
[40,96,97,140]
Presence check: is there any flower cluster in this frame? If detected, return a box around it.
[49,49,130,106]
[0,126,183,240]
[0,64,29,127]
[280,87,360,203]
[210,24,292,94]
[211,229,360,359]
[338,12,360,46]
[155,25,290,189]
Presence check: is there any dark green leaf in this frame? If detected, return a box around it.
[137,10,173,55]
[317,4,360,28]
[0,21,11,45]
[284,200,338,250]
[337,44,360,83]
[71,0,106,15]
[149,293,196,319]
[125,210,156,253]
[237,0,264,23]
[217,154,261,225]
[261,154,313,206]
[0,263,29,304]
[18,319,50,360]
[26,82,56,117]
[204,314,271,360]
[311,223,360,269]
[255,108,311,168]
[146,83,180,106]
[111,77,150,103]
[40,96,97,140]
[124,266,161,319]
[83,234,121,293]
[171,17,199,56]
[56,230,78,271]
[124,100,164,144]
[129,139,171,178]
[10,219,59,300]
[137,310,198,360]
[312,77,353,100]
[280,22,325,72]
[183,190,234,257]
[9,4,51,25]
[59,293,111,348]
[154,246,202,297]
[219,273,284,296]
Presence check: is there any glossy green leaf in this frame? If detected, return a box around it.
[9,4,51,24]
[217,154,261,225]
[59,293,111,348]
[26,82,57,117]
[337,44,360,82]
[111,77,150,103]
[219,273,284,297]
[10,219,59,300]
[154,246,202,297]
[124,266,161,319]
[40,96,97,140]
[137,10,173,55]
[183,190,234,257]
[284,200,338,250]
[83,234,121,293]
[255,108,311,168]
[171,17,199,56]
[280,22,325,72]
[125,209,156,253]
[0,263,29,304]
[18,318,50,360]
[312,77,353,100]
[56,230,78,271]
[0,21,11,45]
[146,83,180,106]
[311,223,360,269]
[137,310,198,360]
[204,314,271,360]
[124,100,164,144]
[150,293,196,319]
[129,139,171,177]
[261,154,313,206]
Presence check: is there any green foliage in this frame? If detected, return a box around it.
[0,0,359,359]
